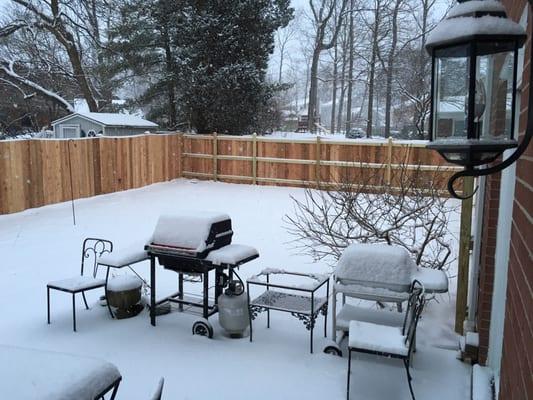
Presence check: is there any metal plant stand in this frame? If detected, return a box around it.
[247,270,329,353]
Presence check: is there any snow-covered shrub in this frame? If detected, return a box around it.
[285,157,458,270]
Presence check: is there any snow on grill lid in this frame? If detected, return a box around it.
[151,211,230,252]
[335,243,416,287]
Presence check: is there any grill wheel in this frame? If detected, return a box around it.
[192,319,214,338]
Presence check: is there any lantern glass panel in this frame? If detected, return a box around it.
[433,45,470,141]
[475,48,515,142]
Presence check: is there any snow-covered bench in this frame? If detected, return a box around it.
[0,345,122,400]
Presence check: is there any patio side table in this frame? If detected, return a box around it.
[247,269,330,353]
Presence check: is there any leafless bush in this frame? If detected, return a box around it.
[285,156,458,270]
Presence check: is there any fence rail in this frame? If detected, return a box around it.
[0,132,462,215]
[181,133,461,192]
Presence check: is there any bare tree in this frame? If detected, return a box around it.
[285,156,457,270]
[0,0,115,112]
[307,0,348,132]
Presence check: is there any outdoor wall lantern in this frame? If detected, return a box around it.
[425,0,530,199]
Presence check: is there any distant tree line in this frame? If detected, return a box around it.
[0,0,293,134]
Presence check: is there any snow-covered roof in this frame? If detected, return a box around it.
[426,1,526,51]
[52,112,158,128]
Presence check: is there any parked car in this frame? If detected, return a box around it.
[345,128,364,139]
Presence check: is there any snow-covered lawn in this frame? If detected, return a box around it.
[0,179,471,399]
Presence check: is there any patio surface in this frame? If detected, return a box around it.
[0,179,471,399]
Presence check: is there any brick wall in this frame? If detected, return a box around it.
[498,1,533,399]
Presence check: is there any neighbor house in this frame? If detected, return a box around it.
[51,112,158,138]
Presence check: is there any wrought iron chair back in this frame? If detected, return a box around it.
[80,238,113,278]
[402,280,425,359]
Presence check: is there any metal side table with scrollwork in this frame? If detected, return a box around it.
[247,269,329,353]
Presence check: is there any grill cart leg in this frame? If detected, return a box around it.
[203,271,209,319]
[247,282,253,342]
[150,256,156,327]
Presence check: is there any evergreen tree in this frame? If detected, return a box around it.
[174,0,293,134]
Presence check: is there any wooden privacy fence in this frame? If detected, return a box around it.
[0,133,182,214]
[0,132,463,215]
[182,134,462,191]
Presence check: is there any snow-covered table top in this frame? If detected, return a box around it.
[204,244,259,266]
[0,345,121,400]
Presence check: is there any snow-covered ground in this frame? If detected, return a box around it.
[0,179,470,399]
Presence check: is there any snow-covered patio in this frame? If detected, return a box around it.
[0,179,471,399]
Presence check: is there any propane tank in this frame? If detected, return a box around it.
[218,281,249,338]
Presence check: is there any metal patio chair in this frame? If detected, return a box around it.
[346,281,425,400]
[47,238,113,331]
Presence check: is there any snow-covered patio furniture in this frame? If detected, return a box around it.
[346,281,425,400]
[330,243,447,343]
[145,212,259,338]
[1,344,122,399]
[47,238,113,332]
[247,269,329,353]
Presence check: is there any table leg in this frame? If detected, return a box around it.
[150,256,156,326]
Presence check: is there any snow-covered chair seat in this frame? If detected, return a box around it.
[346,283,425,400]
[349,321,408,356]
[47,238,113,332]
[48,276,107,292]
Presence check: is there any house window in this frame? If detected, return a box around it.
[60,125,80,138]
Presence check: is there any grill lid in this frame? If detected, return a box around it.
[150,212,232,255]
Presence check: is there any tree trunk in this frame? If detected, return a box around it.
[345,0,355,134]
[330,40,339,133]
[162,26,177,128]
[307,45,321,132]
[366,5,380,138]
[337,30,348,132]
[384,0,401,138]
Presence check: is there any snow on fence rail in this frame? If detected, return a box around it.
[0,132,463,215]
[181,133,462,193]
[0,133,182,214]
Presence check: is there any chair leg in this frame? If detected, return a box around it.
[346,349,352,400]
[72,293,77,332]
[403,358,416,400]
[82,292,89,310]
[47,287,51,324]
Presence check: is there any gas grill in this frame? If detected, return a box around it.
[145,212,259,338]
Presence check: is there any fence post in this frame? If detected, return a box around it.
[212,132,218,181]
[455,175,474,335]
[386,137,393,185]
[252,133,257,185]
[315,136,321,186]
